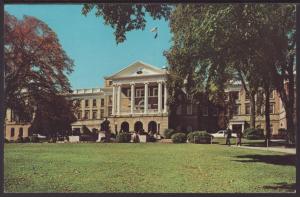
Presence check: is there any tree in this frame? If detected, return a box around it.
[4,12,76,136]
[81,3,172,44]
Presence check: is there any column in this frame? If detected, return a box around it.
[117,84,121,115]
[163,82,168,113]
[130,83,135,114]
[144,82,148,114]
[112,85,116,115]
[158,81,162,113]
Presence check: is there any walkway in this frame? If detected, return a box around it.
[232,145,296,154]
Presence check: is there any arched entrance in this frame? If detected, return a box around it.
[121,121,129,132]
[148,121,157,133]
[134,121,143,133]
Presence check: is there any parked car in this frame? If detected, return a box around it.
[211,130,237,138]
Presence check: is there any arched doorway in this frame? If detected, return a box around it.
[148,121,157,133]
[121,121,129,132]
[134,121,143,133]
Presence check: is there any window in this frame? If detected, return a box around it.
[11,128,15,137]
[93,99,97,107]
[19,128,23,137]
[108,96,112,105]
[233,105,240,115]
[224,92,229,101]
[85,100,89,107]
[101,98,105,107]
[77,111,82,120]
[245,103,251,115]
[136,89,144,97]
[202,107,208,116]
[187,104,193,115]
[269,103,274,114]
[100,109,104,119]
[270,90,274,99]
[108,81,113,86]
[84,110,90,119]
[153,88,158,97]
[231,91,240,101]
[92,110,97,119]
[245,92,250,100]
[108,107,112,115]
[270,124,273,135]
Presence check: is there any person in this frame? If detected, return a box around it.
[236,130,242,146]
[225,129,232,146]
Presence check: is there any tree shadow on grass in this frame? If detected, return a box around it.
[263,182,296,192]
[232,154,296,166]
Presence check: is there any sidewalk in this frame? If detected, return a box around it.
[232,145,296,154]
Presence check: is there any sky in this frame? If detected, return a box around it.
[5,4,172,89]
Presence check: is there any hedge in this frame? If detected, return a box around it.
[171,133,187,143]
[187,131,213,144]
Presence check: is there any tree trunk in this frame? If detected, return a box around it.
[250,90,256,128]
[264,85,271,147]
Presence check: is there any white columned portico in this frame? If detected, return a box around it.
[117,84,121,115]
[163,81,168,113]
[112,85,116,115]
[158,81,162,113]
[144,82,149,114]
[130,82,135,114]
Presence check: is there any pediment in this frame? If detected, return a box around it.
[106,61,166,79]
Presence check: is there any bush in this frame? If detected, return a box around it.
[171,133,187,143]
[80,134,97,142]
[277,128,287,139]
[163,129,176,139]
[16,137,23,143]
[5,138,9,143]
[244,128,265,140]
[116,132,131,143]
[29,135,39,143]
[187,131,213,144]
[23,137,30,143]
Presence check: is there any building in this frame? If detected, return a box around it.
[4,60,292,140]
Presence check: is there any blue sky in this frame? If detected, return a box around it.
[5,4,172,89]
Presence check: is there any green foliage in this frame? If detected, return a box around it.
[163,128,176,139]
[23,137,30,143]
[29,136,39,143]
[171,133,187,143]
[243,128,265,140]
[116,132,131,143]
[81,4,172,44]
[5,139,9,143]
[187,131,213,144]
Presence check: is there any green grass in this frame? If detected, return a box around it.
[4,143,295,193]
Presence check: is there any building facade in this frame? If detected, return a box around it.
[4,60,291,140]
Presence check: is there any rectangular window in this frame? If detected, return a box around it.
[270,90,274,99]
[108,107,112,116]
[136,89,144,98]
[245,103,251,115]
[85,100,89,107]
[101,98,105,107]
[245,92,250,100]
[19,128,23,137]
[93,99,97,107]
[153,88,158,97]
[233,105,240,115]
[11,128,15,137]
[231,91,240,101]
[269,103,274,114]
[77,111,82,120]
[108,96,112,105]
[84,110,90,119]
[187,104,193,115]
[92,110,97,119]
[100,109,104,119]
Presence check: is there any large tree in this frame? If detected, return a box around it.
[4,12,76,136]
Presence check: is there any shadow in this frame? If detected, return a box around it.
[233,154,296,166]
[263,182,296,192]
[242,140,287,147]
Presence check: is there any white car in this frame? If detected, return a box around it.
[211,130,237,138]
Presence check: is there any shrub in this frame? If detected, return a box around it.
[163,129,176,139]
[23,137,30,143]
[116,132,131,143]
[29,135,39,143]
[187,131,213,144]
[277,128,287,139]
[80,134,97,142]
[244,128,264,140]
[16,137,23,143]
[171,133,187,143]
[5,139,9,143]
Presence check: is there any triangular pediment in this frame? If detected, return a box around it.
[106,61,166,79]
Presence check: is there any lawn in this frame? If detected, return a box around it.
[4,142,296,193]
